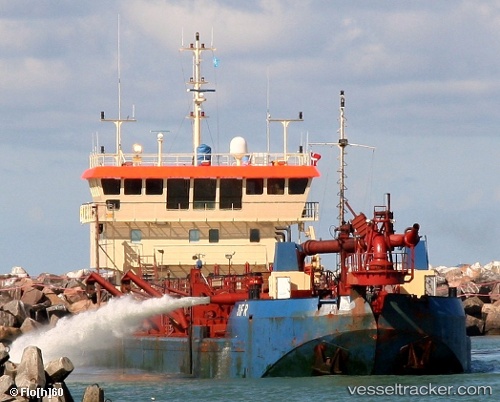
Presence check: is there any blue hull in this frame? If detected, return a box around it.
[91,294,469,377]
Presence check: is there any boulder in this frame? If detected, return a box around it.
[0,326,22,343]
[3,361,17,380]
[81,384,104,402]
[44,357,74,383]
[20,317,43,334]
[484,310,500,335]
[443,267,463,286]
[0,375,15,396]
[67,299,94,314]
[0,292,13,306]
[1,301,27,326]
[49,314,60,328]
[9,267,28,278]
[490,282,500,303]
[463,296,484,318]
[0,312,16,328]
[0,343,9,365]
[15,346,46,391]
[465,314,484,336]
[481,303,498,317]
[62,288,88,304]
[42,288,66,306]
[20,287,44,305]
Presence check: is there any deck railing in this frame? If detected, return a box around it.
[89,151,314,168]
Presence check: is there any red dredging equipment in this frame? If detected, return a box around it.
[300,195,420,296]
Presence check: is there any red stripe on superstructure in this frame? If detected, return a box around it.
[82,165,320,180]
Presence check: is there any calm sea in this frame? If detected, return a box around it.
[66,336,499,402]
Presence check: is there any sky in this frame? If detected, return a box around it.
[0,1,499,276]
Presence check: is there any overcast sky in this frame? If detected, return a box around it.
[1,1,499,276]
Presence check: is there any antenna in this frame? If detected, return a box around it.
[268,112,304,160]
[309,91,375,226]
[100,14,136,166]
[266,67,270,155]
[180,32,216,163]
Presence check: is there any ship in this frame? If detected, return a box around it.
[80,32,471,377]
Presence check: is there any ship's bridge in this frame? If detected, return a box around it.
[80,150,320,225]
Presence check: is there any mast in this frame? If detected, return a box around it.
[100,15,136,166]
[181,32,215,162]
[338,90,347,226]
[309,90,375,227]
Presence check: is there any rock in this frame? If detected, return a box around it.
[44,357,74,383]
[49,314,60,327]
[482,303,498,316]
[20,317,43,334]
[63,288,88,304]
[66,269,90,280]
[490,282,500,303]
[64,278,85,289]
[0,343,9,365]
[67,299,94,314]
[20,287,44,305]
[15,345,46,391]
[463,296,484,318]
[0,326,22,343]
[0,292,13,306]
[46,304,69,320]
[0,375,15,396]
[81,384,104,402]
[0,312,16,328]
[3,361,16,379]
[465,314,484,336]
[1,301,27,326]
[462,263,482,282]
[443,267,463,285]
[484,310,500,335]
[42,288,66,306]
[9,267,28,278]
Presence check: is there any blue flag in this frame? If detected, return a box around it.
[213,57,220,67]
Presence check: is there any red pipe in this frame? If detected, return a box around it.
[301,238,356,255]
[121,270,189,330]
[210,293,248,305]
[389,223,420,248]
[369,234,392,268]
[86,272,123,297]
[122,270,162,297]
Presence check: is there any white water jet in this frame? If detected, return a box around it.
[10,295,210,364]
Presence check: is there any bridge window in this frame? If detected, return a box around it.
[209,229,219,243]
[189,229,200,242]
[130,229,142,243]
[167,179,190,209]
[194,179,216,209]
[250,228,260,243]
[288,178,309,194]
[124,179,142,195]
[267,178,285,195]
[220,179,242,209]
[102,179,121,195]
[146,179,163,195]
[246,178,264,195]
